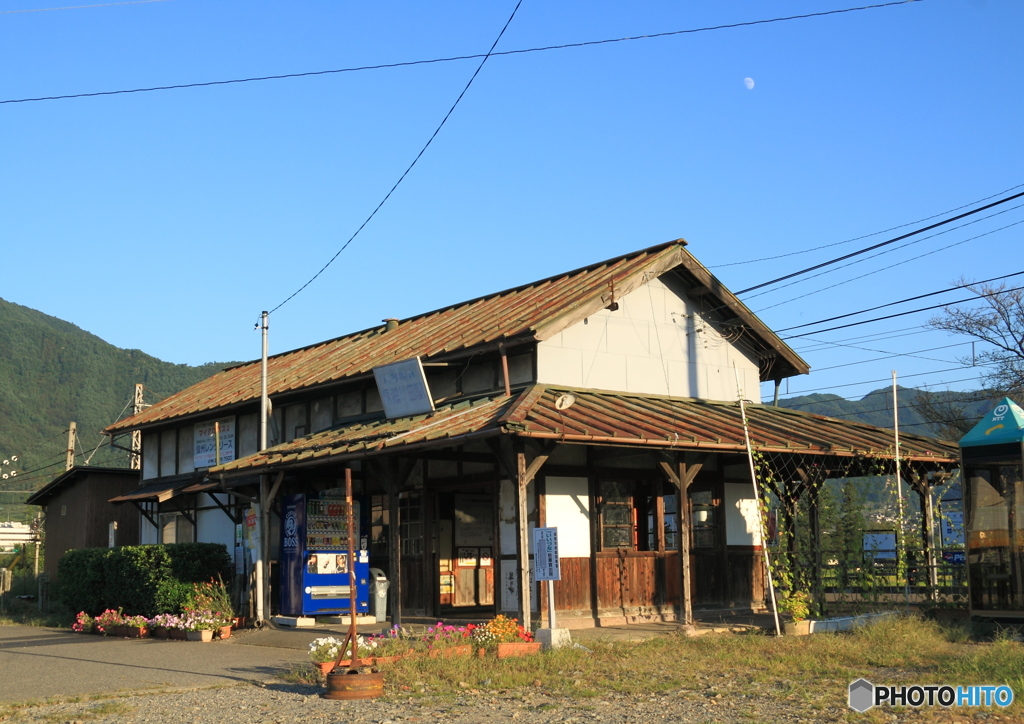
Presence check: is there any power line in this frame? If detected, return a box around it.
[736,190,1024,296]
[792,326,936,352]
[748,206,1024,311]
[774,270,1024,334]
[780,366,980,396]
[0,0,925,106]
[710,181,1024,269]
[780,284,1024,340]
[804,342,971,372]
[267,0,524,315]
[0,0,171,14]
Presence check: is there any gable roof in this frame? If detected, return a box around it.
[209,384,957,477]
[25,466,139,506]
[107,240,809,434]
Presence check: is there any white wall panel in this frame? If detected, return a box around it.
[724,483,762,546]
[543,477,591,557]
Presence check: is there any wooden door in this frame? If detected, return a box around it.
[452,494,495,607]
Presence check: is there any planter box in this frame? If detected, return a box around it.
[217,625,232,640]
[124,626,149,639]
[186,630,214,642]
[496,642,542,659]
[152,626,168,639]
[784,611,899,636]
[168,628,188,640]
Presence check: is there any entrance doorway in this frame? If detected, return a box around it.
[439,492,495,609]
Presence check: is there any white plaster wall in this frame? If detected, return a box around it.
[498,478,537,613]
[543,477,591,558]
[724,483,762,546]
[140,511,159,544]
[196,494,235,550]
[537,275,761,401]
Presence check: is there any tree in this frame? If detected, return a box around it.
[924,280,1024,436]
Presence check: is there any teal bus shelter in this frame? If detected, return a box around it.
[960,398,1024,619]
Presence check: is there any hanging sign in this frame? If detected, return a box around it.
[372,357,435,419]
[533,527,561,581]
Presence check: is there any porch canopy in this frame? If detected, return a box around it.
[209,385,958,626]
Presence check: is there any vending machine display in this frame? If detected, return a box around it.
[280,493,370,617]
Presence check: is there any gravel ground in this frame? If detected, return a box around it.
[0,680,932,724]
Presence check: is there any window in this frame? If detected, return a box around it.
[159,513,194,544]
[690,489,716,549]
[599,480,673,551]
[399,492,423,556]
[370,495,389,556]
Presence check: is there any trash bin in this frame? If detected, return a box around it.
[369,568,389,623]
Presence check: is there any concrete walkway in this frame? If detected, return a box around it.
[0,625,308,704]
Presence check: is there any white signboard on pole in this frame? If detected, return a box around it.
[533,527,561,581]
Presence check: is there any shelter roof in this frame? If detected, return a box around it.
[107,241,809,434]
[107,474,205,504]
[26,466,138,506]
[960,397,1024,447]
[210,385,958,476]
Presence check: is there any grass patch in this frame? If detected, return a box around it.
[370,616,1022,713]
[0,599,74,627]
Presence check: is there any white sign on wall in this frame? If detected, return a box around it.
[373,357,435,419]
[941,511,964,548]
[194,418,235,468]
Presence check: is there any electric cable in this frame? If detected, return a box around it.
[736,190,1024,295]
[710,182,1024,269]
[0,0,925,106]
[780,366,980,396]
[267,0,523,316]
[781,284,1024,340]
[0,0,170,14]
[774,270,1024,334]
[748,208,1024,308]
[800,342,970,372]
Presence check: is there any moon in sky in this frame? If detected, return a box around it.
[744,77,755,90]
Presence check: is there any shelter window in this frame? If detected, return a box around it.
[399,492,423,556]
[598,480,672,551]
[370,495,389,556]
[159,512,194,544]
[690,488,717,549]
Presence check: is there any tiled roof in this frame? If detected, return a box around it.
[210,385,958,476]
[106,241,809,434]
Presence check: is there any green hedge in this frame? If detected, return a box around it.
[57,543,231,617]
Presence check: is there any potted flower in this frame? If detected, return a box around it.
[182,610,218,642]
[71,611,94,634]
[473,615,539,658]
[124,615,151,638]
[94,608,125,637]
[422,622,473,659]
[780,591,812,636]
[308,636,346,674]
[185,578,236,640]
[365,626,415,664]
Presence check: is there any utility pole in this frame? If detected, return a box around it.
[65,423,77,472]
[256,311,269,625]
[130,384,145,470]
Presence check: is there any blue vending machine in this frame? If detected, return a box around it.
[280,493,370,617]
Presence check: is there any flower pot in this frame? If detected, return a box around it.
[496,642,541,659]
[316,661,336,675]
[217,625,232,640]
[186,629,214,642]
[783,620,811,636]
[152,626,168,639]
[429,645,472,659]
[233,616,247,630]
[110,625,127,638]
[125,626,149,639]
[168,628,188,640]
[372,655,402,665]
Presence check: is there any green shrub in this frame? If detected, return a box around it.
[165,542,232,582]
[101,546,172,617]
[56,542,232,616]
[57,548,108,614]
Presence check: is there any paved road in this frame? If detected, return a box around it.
[0,626,308,704]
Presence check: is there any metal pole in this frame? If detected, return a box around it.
[255,312,269,625]
[547,578,556,629]
[260,312,269,452]
[734,363,781,636]
[892,371,909,610]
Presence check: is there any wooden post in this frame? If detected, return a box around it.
[388,478,402,627]
[516,448,531,630]
[659,456,704,628]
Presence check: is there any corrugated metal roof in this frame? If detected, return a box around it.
[210,385,958,476]
[107,241,809,434]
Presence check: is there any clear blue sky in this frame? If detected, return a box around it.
[3,0,1022,409]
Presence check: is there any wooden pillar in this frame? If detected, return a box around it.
[659,455,705,627]
[515,448,532,630]
[808,485,823,617]
[388,477,403,627]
